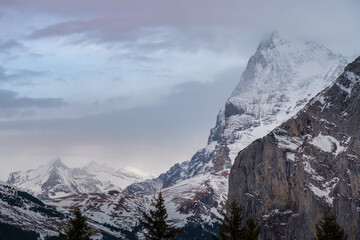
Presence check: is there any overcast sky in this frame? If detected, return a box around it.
[0,0,359,180]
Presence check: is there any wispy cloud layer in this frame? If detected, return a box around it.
[0,89,66,109]
[0,67,46,84]
[0,39,26,53]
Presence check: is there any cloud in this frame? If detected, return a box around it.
[0,39,26,53]
[0,39,28,62]
[0,67,46,84]
[0,89,66,119]
[27,18,226,53]
[19,0,359,56]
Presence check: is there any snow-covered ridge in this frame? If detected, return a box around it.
[7,159,151,199]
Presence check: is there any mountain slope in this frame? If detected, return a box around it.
[0,182,132,239]
[46,172,226,239]
[7,159,150,199]
[0,182,63,238]
[228,56,360,239]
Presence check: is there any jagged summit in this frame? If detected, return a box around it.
[225,32,347,160]
[47,158,67,169]
[256,32,290,51]
[229,56,360,239]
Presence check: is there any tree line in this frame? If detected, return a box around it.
[58,193,347,240]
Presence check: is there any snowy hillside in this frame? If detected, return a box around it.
[0,182,63,238]
[46,172,227,239]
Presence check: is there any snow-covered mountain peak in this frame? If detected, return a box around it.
[43,158,68,170]
[231,32,345,98]
[257,32,291,51]
[125,34,348,198]
[224,33,347,161]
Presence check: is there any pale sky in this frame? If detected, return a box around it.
[0,0,359,180]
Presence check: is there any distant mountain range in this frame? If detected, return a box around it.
[7,159,152,199]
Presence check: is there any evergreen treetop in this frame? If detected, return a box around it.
[213,200,261,240]
[315,211,347,240]
[59,208,92,240]
[139,192,181,240]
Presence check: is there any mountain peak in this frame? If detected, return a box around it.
[124,34,347,196]
[49,158,66,169]
[257,32,290,51]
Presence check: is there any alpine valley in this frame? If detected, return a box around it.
[2,32,359,239]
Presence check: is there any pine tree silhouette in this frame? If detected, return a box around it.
[212,201,261,240]
[243,216,261,240]
[315,211,347,240]
[139,192,181,240]
[59,208,92,240]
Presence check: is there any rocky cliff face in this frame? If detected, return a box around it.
[228,57,360,240]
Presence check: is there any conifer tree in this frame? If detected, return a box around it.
[315,211,347,240]
[59,208,92,240]
[242,216,261,240]
[212,201,261,240]
[212,200,244,240]
[139,192,181,240]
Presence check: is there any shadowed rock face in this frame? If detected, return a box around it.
[229,57,360,240]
